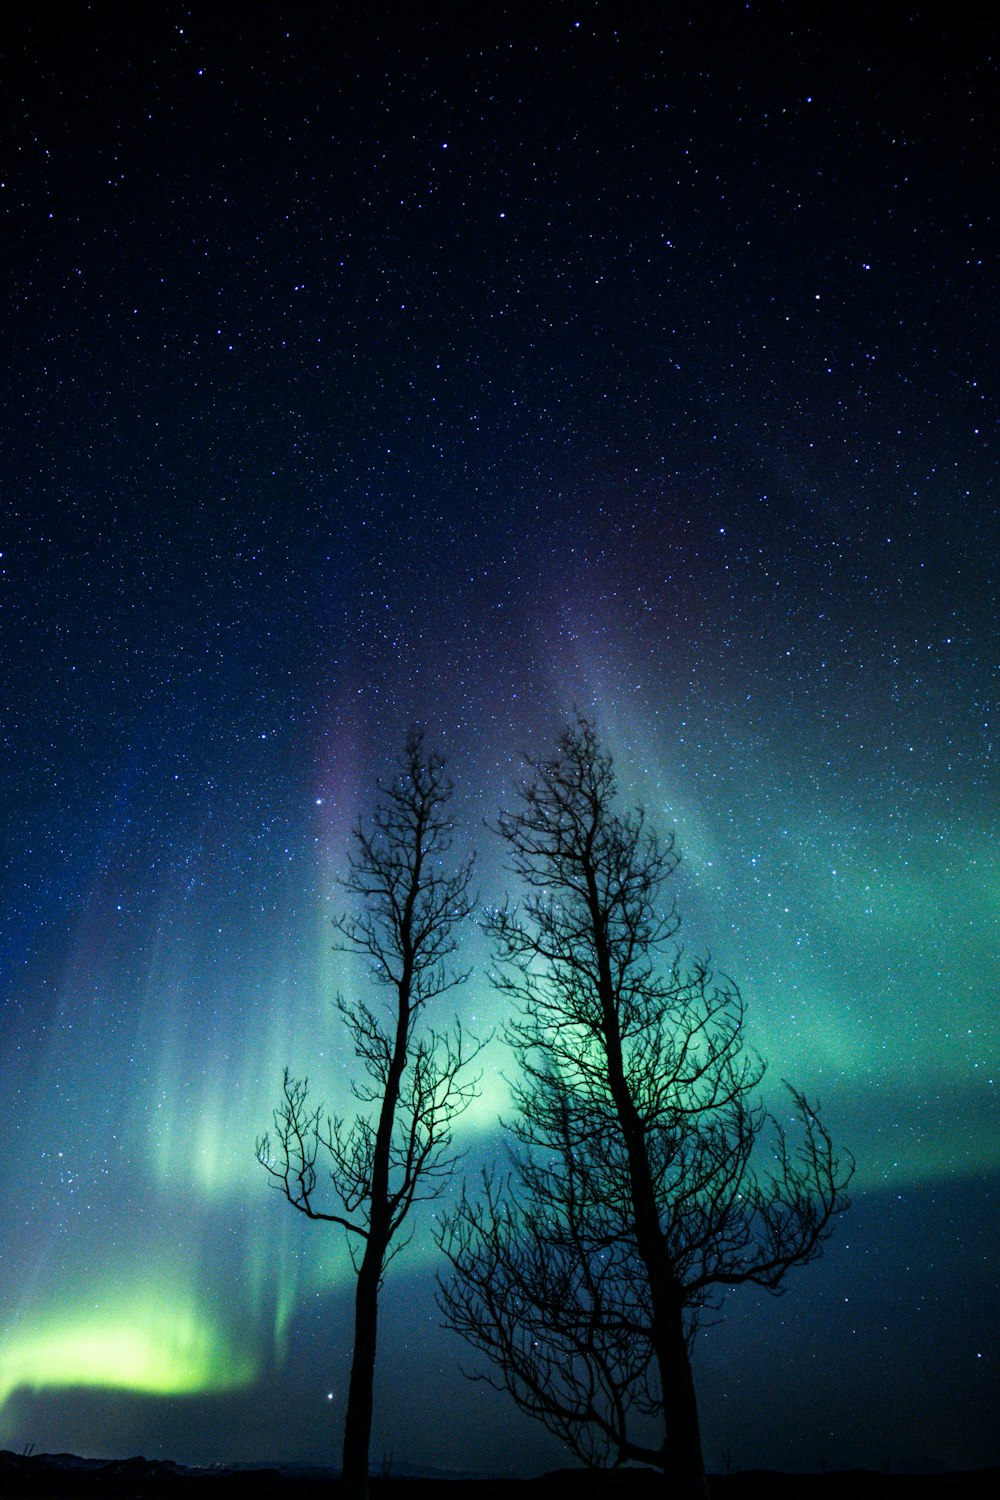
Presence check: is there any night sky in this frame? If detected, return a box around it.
[1,1,997,1479]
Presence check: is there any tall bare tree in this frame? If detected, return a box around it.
[258,729,481,1500]
[438,718,852,1499]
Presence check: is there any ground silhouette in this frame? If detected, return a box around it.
[1,1451,997,1500]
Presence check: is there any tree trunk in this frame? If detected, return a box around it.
[341,1246,382,1500]
[655,1310,711,1500]
[585,875,711,1500]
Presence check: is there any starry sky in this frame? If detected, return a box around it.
[0,1,997,1479]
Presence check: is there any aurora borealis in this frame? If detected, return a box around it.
[1,2,996,1479]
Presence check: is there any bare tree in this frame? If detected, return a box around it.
[438,718,852,1499]
[258,729,482,1500]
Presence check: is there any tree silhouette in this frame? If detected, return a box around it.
[438,718,852,1499]
[258,729,482,1500]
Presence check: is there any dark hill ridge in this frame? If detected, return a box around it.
[1,1453,998,1499]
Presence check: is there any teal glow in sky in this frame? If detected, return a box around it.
[1,3,996,1478]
